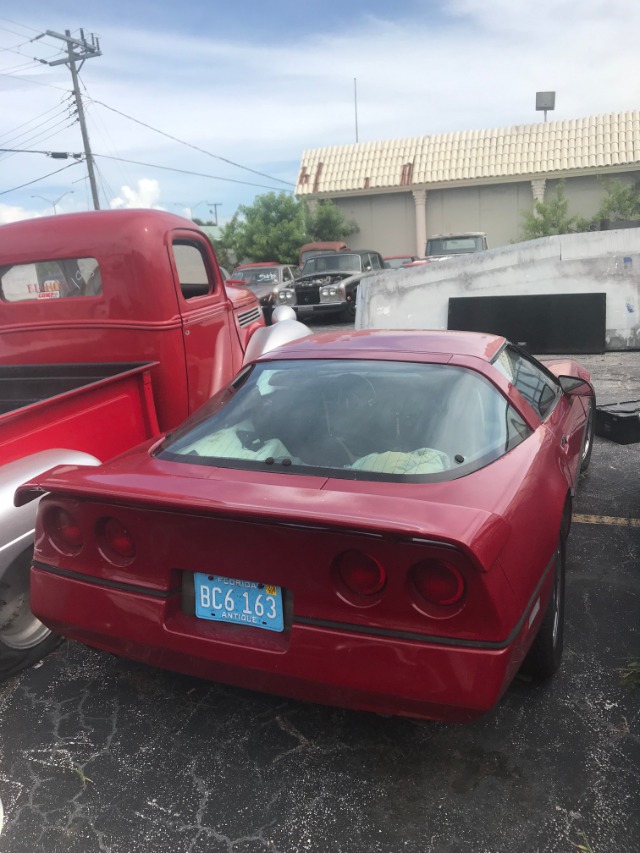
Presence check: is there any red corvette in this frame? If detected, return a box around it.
[19,331,594,721]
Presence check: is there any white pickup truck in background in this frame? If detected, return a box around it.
[424,232,489,261]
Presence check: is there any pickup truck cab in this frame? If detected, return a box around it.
[277,249,385,321]
[0,209,306,680]
[425,232,488,261]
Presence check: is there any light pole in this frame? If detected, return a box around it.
[172,201,220,221]
[206,202,222,226]
[31,190,74,215]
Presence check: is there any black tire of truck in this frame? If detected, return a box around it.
[0,548,62,682]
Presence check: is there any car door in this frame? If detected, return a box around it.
[169,232,236,414]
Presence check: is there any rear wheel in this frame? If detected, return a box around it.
[0,549,61,681]
[521,535,566,679]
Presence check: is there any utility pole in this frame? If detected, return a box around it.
[206,202,222,226]
[44,28,102,210]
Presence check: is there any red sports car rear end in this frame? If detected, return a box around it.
[21,331,594,721]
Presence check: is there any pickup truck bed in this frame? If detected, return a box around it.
[0,361,161,679]
[0,362,159,466]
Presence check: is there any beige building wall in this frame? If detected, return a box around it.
[333,193,416,256]
[332,170,640,256]
[424,182,531,248]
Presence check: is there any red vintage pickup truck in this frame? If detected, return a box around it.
[0,208,306,680]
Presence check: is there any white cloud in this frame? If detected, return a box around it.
[3,0,639,217]
[109,178,162,209]
[0,204,41,224]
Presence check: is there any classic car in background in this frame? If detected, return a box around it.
[229,263,298,322]
[384,255,417,269]
[424,232,489,261]
[297,241,350,269]
[20,330,595,722]
[276,250,385,321]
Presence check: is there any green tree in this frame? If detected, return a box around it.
[594,177,640,223]
[521,181,591,240]
[307,200,359,242]
[218,193,358,265]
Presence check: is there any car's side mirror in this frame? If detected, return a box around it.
[559,376,593,396]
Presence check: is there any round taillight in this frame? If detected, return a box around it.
[411,560,465,606]
[335,550,386,596]
[47,507,83,554]
[100,517,136,562]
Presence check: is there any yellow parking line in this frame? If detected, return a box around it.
[574,513,640,528]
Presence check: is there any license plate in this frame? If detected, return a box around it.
[194,573,284,632]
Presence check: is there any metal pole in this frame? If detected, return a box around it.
[206,202,222,226]
[65,31,100,209]
[46,29,102,209]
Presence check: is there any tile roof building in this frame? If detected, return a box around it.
[295,110,640,256]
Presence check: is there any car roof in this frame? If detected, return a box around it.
[428,232,486,238]
[304,250,379,259]
[259,329,506,362]
[234,262,283,268]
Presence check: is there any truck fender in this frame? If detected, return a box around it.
[242,308,313,365]
[0,449,101,571]
[0,449,101,681]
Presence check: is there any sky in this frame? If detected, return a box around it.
[0,0,638,226]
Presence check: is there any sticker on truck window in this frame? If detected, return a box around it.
[0,258,102,303]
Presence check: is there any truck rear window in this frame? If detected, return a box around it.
[0,258,102,302]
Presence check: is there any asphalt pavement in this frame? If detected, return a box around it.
[0,321,638,853]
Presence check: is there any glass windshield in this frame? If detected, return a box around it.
[426,237,484,255]
[157,359,531,482]
[301,254,362,275]
[300,250,337,265]
[231,267,279,286]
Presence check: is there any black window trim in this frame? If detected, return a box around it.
[171,235,220,301]
[491,341,562,421]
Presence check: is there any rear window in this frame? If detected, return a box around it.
[232,267,280,285]
[157,359,532,482]
[0,258,102,302]
[301,255,362,275]
[426,237,484,255]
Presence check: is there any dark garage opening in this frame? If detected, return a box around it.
[447,292,606,353]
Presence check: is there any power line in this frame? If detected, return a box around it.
[82,91,135,197]
[0,100,69,143]
[0,120,78,162]
[0,18,62,51]
[0,108,73,150]
[92,158,117,209]
[0,67,70,93]
[0,58,41,74]
[86,96,295,187]
[0,161,81,195]
[0,17,47,35]
[93,153,294,192]
[0,147,83,158]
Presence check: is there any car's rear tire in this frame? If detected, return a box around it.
[521,535,566,679]
[580,396,595,473]
[0,548,61,681]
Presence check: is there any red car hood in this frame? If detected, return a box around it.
[17,451,511,572]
